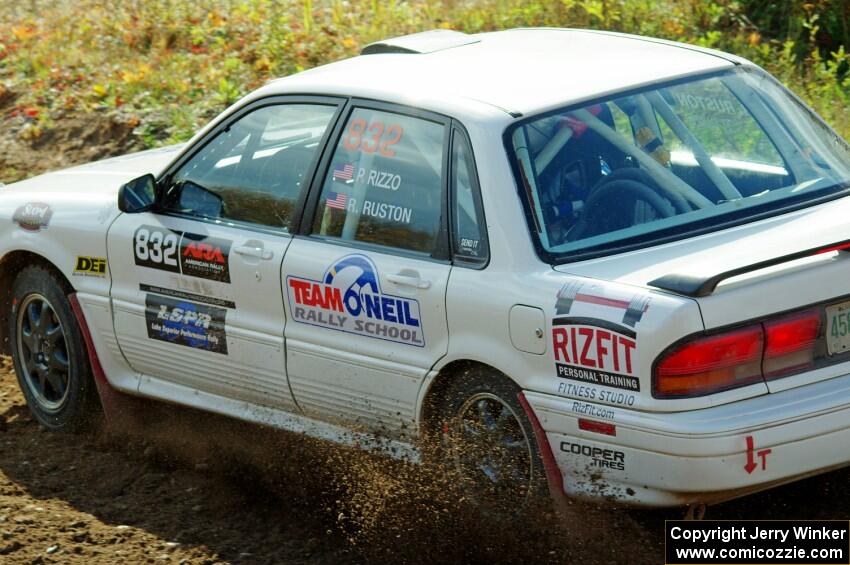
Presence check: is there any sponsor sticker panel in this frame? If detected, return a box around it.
[571,400,615,421]
[551,279,650,401]
[560,440,626,471]
[139,284,236,309]
[287,254,425,347]
[180,235,231,282]
[13,202,52,231]
[556,381,637,407]
[552,319,640,392]
[133,225,231,283]
[555,280,651,328]
[74,256,107,277]
[144,293,228,355]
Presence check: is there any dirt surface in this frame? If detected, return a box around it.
[0,359,666,564]
[0,360,361,564]
[4,359,850,565]
[0,88,142,185]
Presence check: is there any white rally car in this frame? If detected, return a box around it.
[3,28,850,509]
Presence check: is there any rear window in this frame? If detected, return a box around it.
[312,108,445,254]
[507,68,850,262]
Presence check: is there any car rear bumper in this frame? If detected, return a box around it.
[523,367,850,507]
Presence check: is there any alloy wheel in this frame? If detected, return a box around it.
[451,392,535,503]
[16,293,71,412]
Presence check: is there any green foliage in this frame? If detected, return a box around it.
[0,0,847,145]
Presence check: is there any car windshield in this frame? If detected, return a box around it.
[507,68,850,262]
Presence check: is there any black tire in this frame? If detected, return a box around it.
[437,367,548,506]
[9,265,100,432]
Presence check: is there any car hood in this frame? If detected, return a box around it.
[0,143,185,200]
[555,194,850,328]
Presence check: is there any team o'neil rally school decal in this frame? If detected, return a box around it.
[551,281,645,392]
[287,254,424,347]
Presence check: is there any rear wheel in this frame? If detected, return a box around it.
[9,266,99,431]
[438,367,548,507]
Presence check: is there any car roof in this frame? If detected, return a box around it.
[257,28,740,120]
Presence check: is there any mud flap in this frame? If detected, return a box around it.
[68,293,144,425]
[517,391,569,511]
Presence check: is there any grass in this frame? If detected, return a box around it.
[0,0,848,145]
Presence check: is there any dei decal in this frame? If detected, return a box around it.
[133,225,231,283]
[145,293,228,354]
[74,256,107,277]
[556,280,650,328]
[552,320,640,392]
[287,254,424,347]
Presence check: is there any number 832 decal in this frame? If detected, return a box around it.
[343,119,403,157]
[132,225,232,283]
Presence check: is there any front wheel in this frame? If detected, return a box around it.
[9,266,100,431]
[438,368,548,507]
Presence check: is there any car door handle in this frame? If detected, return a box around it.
[386,273,431,289]
[234,245,273,260]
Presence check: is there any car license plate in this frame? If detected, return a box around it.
[826,300,850,355]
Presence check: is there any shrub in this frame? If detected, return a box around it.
[0,0,847,143]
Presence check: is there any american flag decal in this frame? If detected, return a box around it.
[333,163,355,181]
[325,191,348,210]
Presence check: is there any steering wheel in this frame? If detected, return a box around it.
[567,169,685,241]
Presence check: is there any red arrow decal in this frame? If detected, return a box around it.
[744,435,757,474]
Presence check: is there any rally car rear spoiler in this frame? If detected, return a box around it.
[648,239,850,297]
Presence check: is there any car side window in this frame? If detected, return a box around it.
[312,108,445,255]
[451,131,488,264]
[165,103,337,230]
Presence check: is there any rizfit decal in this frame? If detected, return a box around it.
[556,381,636,407]
[552,319,640,392]
[145,293,227,354]
[556,281,650,328]
[74,256,107,277]
[13,202,52,231]
[571,401,615,421]
[287,254,424,347]
[560,441,625,470]
[133,225,231,283]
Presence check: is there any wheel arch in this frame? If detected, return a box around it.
[0,250,75,356]
[418,358,519,437]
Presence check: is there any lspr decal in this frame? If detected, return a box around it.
[145,293,228,354]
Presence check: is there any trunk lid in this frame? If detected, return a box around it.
[556,195,850,393]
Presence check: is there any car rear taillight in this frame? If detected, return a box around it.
[763,309,821,379]
[654,326,764,398]
[654,308,826,398]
